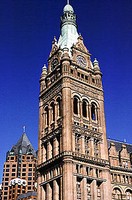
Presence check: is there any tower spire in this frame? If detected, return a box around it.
[58,2,79,51]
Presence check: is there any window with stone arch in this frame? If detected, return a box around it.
[50,102,55,122]
[56,97,62,117]
[73,96,79,115]
[45,106,49,126]
[126,189,132,200]
[91,102,98,121]
[112,188,122,200]
[82,99,88,118]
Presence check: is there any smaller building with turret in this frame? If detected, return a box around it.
[1,130,37,200]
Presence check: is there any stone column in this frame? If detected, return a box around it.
[72,133,75,152]
[41,112,44,135]
[81,135,85,154]
[53,137,59,157]
[79,100,83,123]
[71,97,74,123]
[81,178,87,200]
[48,106,52,130]
[101,168,112,200]
[86,103,89,120]
[54,101,58,127]
[47,141,52,160]
[91,169,97,200]
[62,159,73,200]
[46,183,52,200]
[73,175,77,200]
[60,177,63,200]
[44,110,47,129]
[42,144,46,162]
[37,173,41,200]
[62,85,72,152]
[41,144,44,163]
[91,179,97,200]
[89,137,94,157]
[53,180,59,200]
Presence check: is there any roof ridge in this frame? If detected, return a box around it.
[107,138,132,146]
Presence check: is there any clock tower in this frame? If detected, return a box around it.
[37,3,112,200]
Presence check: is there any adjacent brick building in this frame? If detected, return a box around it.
[37,2,132,200]
[17,191,37,200]
[1,131,37,200]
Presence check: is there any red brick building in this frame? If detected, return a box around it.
[1,131,37,200]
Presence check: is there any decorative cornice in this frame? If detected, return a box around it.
[37,151,109,171]
[110,166,132,173]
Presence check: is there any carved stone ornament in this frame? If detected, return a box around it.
[73,35,89,54]
[49,43,59,57]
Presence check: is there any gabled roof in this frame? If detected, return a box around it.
[107,138,132,153]
[7,133,36,158]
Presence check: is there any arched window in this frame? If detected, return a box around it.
[45,106,49,126]
[82,100,87,117]
[51,102,55,122]
[73,96,79,115]
[112,188,122,200]
[126,189,132,200]
[91,103,97,121]
[57,97,62,117]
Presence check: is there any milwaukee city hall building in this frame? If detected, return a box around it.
[37,3,132,200]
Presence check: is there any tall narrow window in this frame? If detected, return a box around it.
[75,133,81,153]
[73,97,79,115]
[91,103,97,121]
[97,182,101,200]
[51,102,55,122]
[94,139,99,157]
[76,177,81,200]
[82,100,87,117]
[57,97,62,117]
[85,136,90,155]
[87,180,92,200]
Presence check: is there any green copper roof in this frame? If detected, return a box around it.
[58,3,79,51]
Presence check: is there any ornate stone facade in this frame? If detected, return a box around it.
[37,3,132,200]
[108,139,132,199]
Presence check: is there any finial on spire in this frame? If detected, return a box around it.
[23,126,26,133]
[67,0,70,5]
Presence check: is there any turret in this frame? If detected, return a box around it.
[40,64,47,92]
[58,3,79,51]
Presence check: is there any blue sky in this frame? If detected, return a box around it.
[0,0,132,182]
